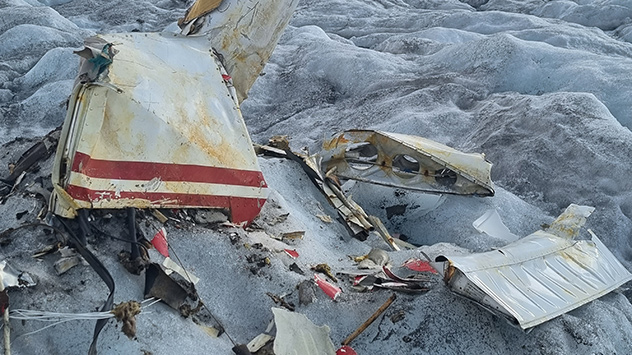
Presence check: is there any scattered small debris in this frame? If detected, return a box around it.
[229,232,241,245]
[402,258,437,274]
[193,209,229,225]
[118,251,148,275]
[163,257,200,285]
[314,274,341,301]
[289,263,305,275]
[151,227,169,257]
[32,242,63,258]
[316,214,333,223]
[266,292,295,311]
[336,345,357,355]
[357,248,389,269]
[196,323,221,338]
[54,256,81,275]
[312,263,337,282]
[279,231,304,241]
[390,310,405,323]
[150,209,169,224]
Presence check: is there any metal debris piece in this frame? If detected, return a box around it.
[272,307,336,355]
[312,264,337,282]
[336,345,357,355]
[292,130,493,242]
[402,258,437,274]
[314,274,341,301]
[289,263,305,276]
[266,292,295,312]
[2,129,60,185]
[437,204,632,329]
[316,130,494,196]
[50,33,268,225]
[247,320,275,353]
[193,210,229,225]
[357,248,389,269]
[163,257,200,285]
[197,324,221,338]
[0,261,36,289]
[32,242,63,258]
[472,209,518,242]
[284,249,299,259]
[151,209,169,224]
[279,231,305,241]
[340,264,430,293]
[179,0,300,102]
[248,333,273,353]
[151,227,169,257]
[54,256,82,275]
[316,214,333,223]
[367,216,400,251]
[254,143,288,158]
[144,263,189,311]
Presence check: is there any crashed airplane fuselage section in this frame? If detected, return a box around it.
[438,205,632,329]
[51,33,268,225]
[317,130,494,196]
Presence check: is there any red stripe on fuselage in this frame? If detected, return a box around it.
[65,184,265,224]
[71,152,267,188]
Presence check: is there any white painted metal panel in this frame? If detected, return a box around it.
[51,33,268,224]
[440,205,632,329]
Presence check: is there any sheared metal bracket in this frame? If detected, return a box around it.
[316,130,494,196]
[50,33,268,225]
[437,204,632,329]
[285,130,495,241]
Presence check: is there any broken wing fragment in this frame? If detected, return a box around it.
[437,204,632,329]
[316,130,494,196]
[51,33,268,225]
[179,0,300,102]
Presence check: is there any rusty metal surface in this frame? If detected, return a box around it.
[438,204,632,329]
[316,130,494,196]
[51,33,268,224]
[179,0,300,102]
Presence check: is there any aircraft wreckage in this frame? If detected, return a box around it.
[0,0,629,353]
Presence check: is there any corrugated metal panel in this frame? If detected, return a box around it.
[51,33,267,224]
[439,204,632,329]
[317,130,494,196]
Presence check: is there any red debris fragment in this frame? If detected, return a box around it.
[314,273,341,301]
[337,345,357,355]
[222,74,232,81]
[151,227,169,257]
[284,249,299,259]
[402,258,437,274]
[353,275,367,286]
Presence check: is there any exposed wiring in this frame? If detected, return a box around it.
[7,298,160,341]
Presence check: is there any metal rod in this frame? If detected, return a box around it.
[341,293,396,346]
[127,208,139,259]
